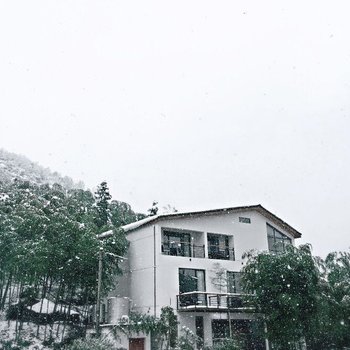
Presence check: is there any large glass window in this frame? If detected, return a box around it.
[227,271,243,294]
[267,224,292,253]
[179,268,205,293]
[212,320,266,350]
[178,268,206,307]
[227,271,244,308]
[162,230,191,257]
[207,233,235,260]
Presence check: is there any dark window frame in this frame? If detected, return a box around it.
[178,268,206,294]
[207,232,235,261]
[161,227,204,258]
[162,229,191,256]
[178,268,206,307]
[267,223,292,253]
[227,271,243,294]
[239,216,251,224]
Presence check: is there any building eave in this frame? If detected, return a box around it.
[100,204,301,239]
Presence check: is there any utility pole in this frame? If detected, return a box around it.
[153,226,157,317]
[96,247,103,336]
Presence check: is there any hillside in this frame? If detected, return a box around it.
[0,149,84,189]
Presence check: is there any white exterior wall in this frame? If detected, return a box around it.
[111,209,296,349]
[155,210,294,312]
[127,225,157,314]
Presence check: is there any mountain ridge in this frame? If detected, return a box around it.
[0,149,84,189]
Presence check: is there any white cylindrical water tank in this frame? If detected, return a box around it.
[107,297,130,324]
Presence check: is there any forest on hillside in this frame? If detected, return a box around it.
[0,149,84,190]
[0,150,149,348]
[1,151,349,350]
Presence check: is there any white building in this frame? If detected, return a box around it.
[101,204,301,350]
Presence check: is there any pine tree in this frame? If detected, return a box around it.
[110,200,146,227]
[147,201,159,216]
[94,182,112,229]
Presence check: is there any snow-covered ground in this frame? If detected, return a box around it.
[0,311,72,349]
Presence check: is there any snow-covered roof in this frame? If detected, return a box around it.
[101,204,302,239]
[28,298,79,315]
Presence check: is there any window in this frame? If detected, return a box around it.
[227,271,243,294]
[162,229,191,257]
[267,224,292,253]
[212,320,266,349]
[179,268,206,293]
[195,316,204,348]
[212,320,229,340]
[161,229,205,258]
[178,268,206,307]
[207,233,235,260]
[239,216,251,224]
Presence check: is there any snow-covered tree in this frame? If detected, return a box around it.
[110,200,146,227]
[0,180,128,322]
[148,201,159,216]
[242,244,320,349]
[94,181,112,229]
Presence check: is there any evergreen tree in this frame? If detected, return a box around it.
[0,179,128,325]
[242,246,350,349]
[148,201,159,216]
[94,181,112,229]
[110,200,146,227]
[307,251,350,349]
[242,244,320,349]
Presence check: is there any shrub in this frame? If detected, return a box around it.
[210,338,240,350]
[0,339,32,350]
[64,337,116,350]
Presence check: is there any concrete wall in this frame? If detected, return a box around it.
[127,225,157,314]
[112,209,295,310]
[101,326,150,350]
[109,208,296,349]
[153,210,294,315]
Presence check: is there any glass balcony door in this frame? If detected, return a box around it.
[179,268,206,307]
[207,233,230,260]
[163,230,191,257]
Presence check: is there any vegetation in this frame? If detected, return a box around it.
[206,338,240,350]
[64,337,116,350]
[308,251,350,349]
[0,149,84,189]
[147,201,159,216]
[242,245,350,349]
[0,179,139,344]
[1,150,349,349]
[113,307,178,350]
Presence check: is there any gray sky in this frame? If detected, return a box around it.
[1,0,350,257]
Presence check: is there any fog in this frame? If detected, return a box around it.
[1,0,350,256]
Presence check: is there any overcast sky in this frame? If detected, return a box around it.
[1,1,350,257]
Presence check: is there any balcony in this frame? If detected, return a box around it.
[208,244,235,260]
[177,292,249,312]
[162,241,205,258]
[161,228,205,258]
[207,233,235,261]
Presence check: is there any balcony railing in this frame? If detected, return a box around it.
[207,245,235,260]
[177,292,250,312]
[162,242,205,258]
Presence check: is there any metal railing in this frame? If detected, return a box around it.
[207,245,235,260]
[177,292,248,311]
[161,242,205,258]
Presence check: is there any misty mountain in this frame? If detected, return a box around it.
[0,149,84,189]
